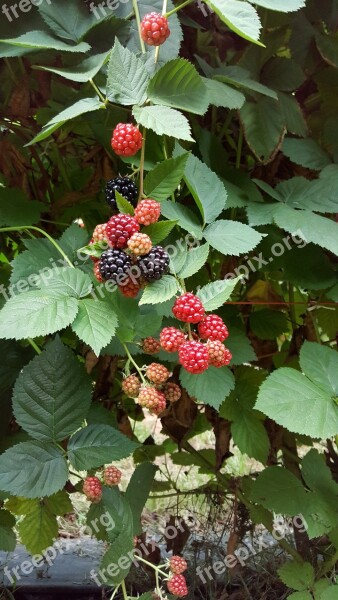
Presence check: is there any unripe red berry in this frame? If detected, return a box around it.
[198,314,229,342]
[138,386,167,415]
[134,199,161,226]
[111,123,143,157]
[127,232,152,255]
[103,465,122,486]
[169,555,188,575]
[207,341,232,367]
[106,214,140,249]
[167,574,188,597]
[172,293,205,324]
[141,12,170,46]
[122,374,141,398]
[146,362,170,384]
[83,476,102,503]
[164,382,182,402]
[143,337,161,354]
[179,341,209,374]
[118,276,142,298]
[93,261,104,283]
[160,327,186,352]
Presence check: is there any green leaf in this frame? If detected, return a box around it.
[287,593,313,600]
[250,309,288,340]
[232,414,269,464]
[107,38,149,105]
[0,188,43,227]
[139,276,179,306]
[299,341,338,396]
[205,0,262,45]
[0,510,16,552]
[38,0,95,42]
[100,488,134,585]
[216,66,278,99]
[132,105,193,142]
[249,0,306,12]
[125,463,157,535]
[0,441,68,498]
[71,298,118,355]
[143,220,178,244]
[0,290,79,341]
[282,138,331,170]
[255,367,338,439]
[204,220,263,256]
[28,97,105,145]
[180,366,235,410]
[226,327,257,365]
[160,201,203,239]
[143,154,189,202]
[240,97,285,163]
[196,277,240,311]
[35,52,109,83]
[316,33,338,69]
[13,337,92,442]
[37,267,92,298]
[320,587,338,600]
[0,341,33,393]
[18,500,58,555]
[251,466,308,515]
[184,154,227,223]
[178,243,210,279]
[68,424,139,470]
[278,561,315,592]
[0,31,90,52]
[261,57,305,92]
[115,190,134,216]
[278,92,308,137]
[203,78,245,109]
[147,58,209,115]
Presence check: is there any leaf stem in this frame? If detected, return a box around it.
[0,226,74,267]
[28,338,42,354]
[89,78,107,105]
[121,580,129,600]
[132,0,146,53]
[138,128,146,201]
[235,124,243,169]
[123,343,146,383]
[165,0,194,17]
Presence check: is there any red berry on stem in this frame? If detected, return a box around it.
[143,337,161,354]
[83,476,102,503]
[172,293,205,324]
[207,341,232,367]
[127,232,152,255]
[122,374,141,398]
[167,574,188,597]
[141,12,170,47]
[92,223,109,244]
[134,199,161,226]
[169,555,188,575]
[179,341,209,374]
[146,362,170,384]
[106,214,140,249]
[111,123,142,157]
[103,466,122,486]
[138,387,167,415]
[164,383,182,403]
[198,314,229,342]
[160,327,186,352]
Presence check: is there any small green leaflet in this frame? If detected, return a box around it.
[205,0,263,46]
[196,277,241,311]
[71,299,118,356]
[143,221,178,244]
[107,39,149,106]
[139,276,180,305]
[34,52,110,83]
[180,366,235,409]
[68,424,139,470]
[115,190,134,215]
[184,154,227,223]
[143,154,189,202]
[178,243,210,279]
[278,561,314,592]
[204,220,263,256]
[132,105,194,142]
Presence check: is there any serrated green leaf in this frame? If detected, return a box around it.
[132,105,193,142]
[143,154,189,202]
[115,190,134,215]
[231,413,269,464]
[299,341,338,396]
[320,587,338,600]
[161,201,203,239]
[71,299,118,355]
[278,91,308,137]
[147,58,209,115]
[0,31,90,52]
[0,290,79,341]
[205,0,263,45]
[36,267,92,298]
[287,593,313,600]
[197,277,240,311]
[38,0,96,42]
[216,67,278,100]
[184,154,227,223]
[261,57,305,92]
[107,38,149,105]
[68,424,139,470]
[125,463,157,535]
[100,489,134,585]
[316,33,338,69]
[248,0,305,12]
[251,466,308,515]
[18,501,58,555]
[139,276,179,305]
[35,52,109,83]
[250,309,289,340]
[240,97,285,163]
[225,327,257,365]
[203,78,245,109]
[0,441,68,498]
[0,509,16,552]
[143,220,178,244]
[180,366,235,409]
[178,243,210,279]
[278,561,314,592]
[282,138,331,170]
[0,188,43,227]
[13,337,92,442]
[204,220,262,256]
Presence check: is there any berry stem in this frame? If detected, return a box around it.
[89,78,108,105]
[138,128,146,201]
[0,226,74,267]
[136,555,168,577]
[121,580,129,600]
[123,343,146,384]
[28,338,41,355]
[164,0,194,17]
[132,0,146,53]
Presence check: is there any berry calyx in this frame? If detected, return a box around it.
[122,374,141,398]
[99,248,132,283]
[83,476,102,503]
[169,555,188,575]
[103,465,122,486]
[179,341,209,374]
[146,362,170,384]
[134,199,161,226]
[138,387,167,415]
[167,574,188,597]
[207,341,232,367]
[137,246,170,281]
[164,382,182,403]
[105,177,138,210]
[127,232,152,256]
[106,214,140,249]
[141,12,170,47]
[198,314,229,342]
[111,123,142,157]
[142,337,161,354]
[172,293,205,324]
[160,327,186,352]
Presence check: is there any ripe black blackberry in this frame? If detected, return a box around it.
[105,177,138,210]
[99,248,132,283]
[137,246,170,281]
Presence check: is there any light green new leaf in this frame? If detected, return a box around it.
[180,366,235,409]
[143,154,189,202]
[107,39,149,105]
[147,58,209,115]
[0,442,68,498]
[197,277,240,311]
[132,105,194,142]
[178,243,210,279]
[204,220,263,256]
[0,290,79,341]
[278,561,314,592]
[184,154,227,223]
[205,0,263,45]
[71,299,118,355]
[68,424,139,470]
[139,276,179,305]
[13,337,92,442]
[203,78,245,109]
[115,191,134,216]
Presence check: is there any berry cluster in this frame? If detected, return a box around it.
[82,465,122,503]
[167,555,188,597]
